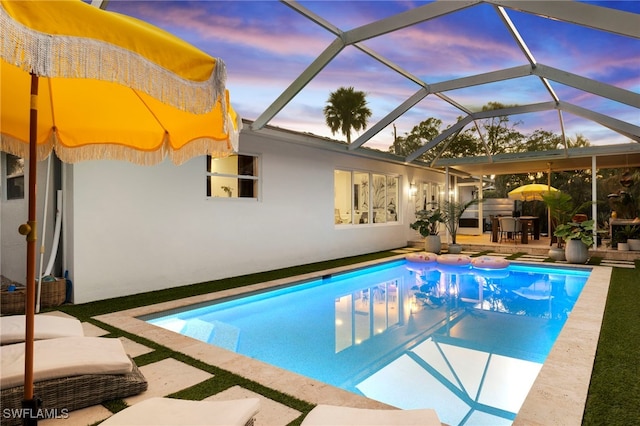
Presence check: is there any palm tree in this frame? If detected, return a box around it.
[323,87,372,144]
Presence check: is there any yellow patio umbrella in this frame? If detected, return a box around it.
[0,0,238,420]
[508,184,558,202]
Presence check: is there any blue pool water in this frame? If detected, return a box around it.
[145,259,590,426]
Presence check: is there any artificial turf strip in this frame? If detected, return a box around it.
[582,267,640,426]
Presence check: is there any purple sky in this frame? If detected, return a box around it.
[106,1,639,151]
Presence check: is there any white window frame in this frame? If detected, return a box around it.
[334,169,400,226]
[206,153,261,201]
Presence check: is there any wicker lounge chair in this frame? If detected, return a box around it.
[0,314,84,345]
[0,337,147,426]
[301,405,441,426]
[100,397,260,426]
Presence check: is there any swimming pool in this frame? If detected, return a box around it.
[145,259,591,426]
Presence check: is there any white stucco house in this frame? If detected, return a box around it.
[2,121,451,304]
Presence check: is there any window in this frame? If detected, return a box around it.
[415,182,442,212]
[334,170,399,225]
[206,154,259,199]
[5,154,25,200]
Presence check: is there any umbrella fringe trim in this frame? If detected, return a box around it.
[1,4,226,115]
[0,136,239,167]
[170,138,237,166]
[0,134,53,162]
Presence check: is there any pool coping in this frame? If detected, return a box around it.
[95,255,612,424]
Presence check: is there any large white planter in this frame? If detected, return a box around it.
[627,239,640,251]
[565,239,589,264]
[424,235,442,254]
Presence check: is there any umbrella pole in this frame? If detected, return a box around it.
[18,73,41,425]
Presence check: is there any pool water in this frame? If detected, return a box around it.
[145,259,590,426]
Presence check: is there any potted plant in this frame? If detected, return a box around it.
[439,198,480,254]
[553,219,594,264]
[410,207,444,254]
[614,225,639,251]
[542,191,592,260]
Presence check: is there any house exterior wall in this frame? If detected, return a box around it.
[1,156,57,285]
[63,129,443,303]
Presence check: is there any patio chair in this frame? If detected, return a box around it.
[0,314,84,345]
[499,217,520,243]
[301,404,441,425]
[100,397,260,426]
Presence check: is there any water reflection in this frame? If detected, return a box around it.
[406,262,577,321]
[352,262,585,425]
[335,280,400,352]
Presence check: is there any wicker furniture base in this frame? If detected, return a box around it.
[0,357,147,426]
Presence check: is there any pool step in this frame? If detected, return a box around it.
[181,319,240,351]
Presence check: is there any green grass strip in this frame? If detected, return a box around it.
[583,267,640,425]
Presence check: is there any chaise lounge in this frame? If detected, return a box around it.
[0,336,147,426]
[301,404,442,425]
[0,314,84,345]
[100,397,260,426]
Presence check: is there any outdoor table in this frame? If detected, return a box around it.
[518,216,540,244]
[491,217,500,242]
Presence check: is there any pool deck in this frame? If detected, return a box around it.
[40,245,627,426]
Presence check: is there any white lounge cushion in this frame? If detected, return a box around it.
[301,405,441,426]
[100,397,260,426]
[0,336,132,389]
[0,314,84,345]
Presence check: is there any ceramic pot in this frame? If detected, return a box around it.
[424,235,442,254]
[618,242,630,251]
[565,239,588,264]
[548,247,566,261]
[627,239,640,251]
[447,243,463,254]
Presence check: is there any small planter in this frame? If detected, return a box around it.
[447,243,463,254]
[627,239,640,251]
[618,242,630,251]
[548,247,566,261]
[565,239,589,264]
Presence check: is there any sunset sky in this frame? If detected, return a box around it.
[106,1,639,151]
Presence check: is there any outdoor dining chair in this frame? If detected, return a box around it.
[499,217,521,243]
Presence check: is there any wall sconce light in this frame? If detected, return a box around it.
[409,183,417,197]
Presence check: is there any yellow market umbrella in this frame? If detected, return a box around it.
[0,1,238,420]
[1,0,240,164]
[508,184,558,202]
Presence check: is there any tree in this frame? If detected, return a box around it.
[389,117,442,160]
[477,102,524,155]
[323,87,372,144]
[518,129,563,153]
